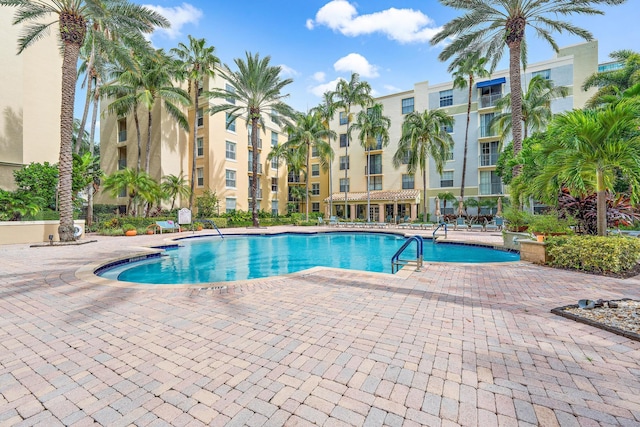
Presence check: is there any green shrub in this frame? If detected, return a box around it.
[546,235,640,274]
[122,223,136,232]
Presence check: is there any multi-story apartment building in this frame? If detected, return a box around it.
[327,41,599,222]
[0,9,61,190]
[98,74,305,215]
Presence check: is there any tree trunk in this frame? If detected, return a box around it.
[75,72,93,154]
[422,169,427,221]
[507,41,524,177]
[344,106,350,219]
[58,41,82,242]
[251,115,260,227]
[305,140,310,222]
[596,169,607,236]
[460,75,473,206]
[86,80,99,227]
[134,110,141,173]
[366,150,370,222]
[189,80,198,210]
[328,160,333,217]
[145,109,152,174]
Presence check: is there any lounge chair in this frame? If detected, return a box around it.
[329,216,339,226]
[148,220,180,234]
[317,216,324,226]
[484,218,500,232]
[453,217,468,231]
[469,220,484,232]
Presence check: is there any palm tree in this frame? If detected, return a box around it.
[1,0,168,241]
[283,112,334,221]
[349,103,391,221]
[449,51,489,215]
[171,36,220,210]
[102,167,159,215]
[266,143,290,217]
[431,0,625,177]
[311,91,338,216]
[161,174,191,211]
[492,75,569,143]
[532,101,640,235]
[207,52,295,227]
[393,110,455,221]
[583,50,640,108]
[333,73,373,218]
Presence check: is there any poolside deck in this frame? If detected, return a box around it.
[1,226,639,426]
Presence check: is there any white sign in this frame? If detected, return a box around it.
[178,208,192,225]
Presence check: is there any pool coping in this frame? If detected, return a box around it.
[76,229,521,289]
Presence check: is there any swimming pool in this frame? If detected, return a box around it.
[97,232,519,285]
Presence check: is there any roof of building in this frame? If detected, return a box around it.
[325,189,421,203]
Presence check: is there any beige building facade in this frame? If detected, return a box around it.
[0,8,62,190]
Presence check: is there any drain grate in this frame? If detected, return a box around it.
[199,285,227,291]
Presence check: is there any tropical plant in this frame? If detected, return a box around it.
[283,112,334,221]
[431,0,626,177]
[310,91,338,216]
[0,0,168,241]
[491,75,568,144]
[0,189,42,221]
[437,191,458,216]
[207,52,295,227]
[195,189,219,218]
[583,49,640,108]
[102,168,158,215]
[161,174,191,211]
[531,101,640,235]
[266,142,291,217]
[449,51,489,214]
[72,152,102,203]
[13,162,59,210]
[393,110,455,220]
[349,103,391,221]
[333,73,373,218]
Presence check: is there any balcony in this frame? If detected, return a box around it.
[365,165,382,175]
[118,130,127,142]
[479,183,504,195]
[248,162,263,174]
[247,137,263,149]
[117,159,127,170]
[480,93,502,108]
[288,172,302,183]
[480,153,499,167]
[248,188,263,199]
[365,141,383,151]
[479,125,497,138]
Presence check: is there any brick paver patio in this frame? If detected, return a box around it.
[1,227,639,426]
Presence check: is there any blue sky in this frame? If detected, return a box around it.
[111,1,640,113]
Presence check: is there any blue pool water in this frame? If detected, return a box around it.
[99,232,519,284]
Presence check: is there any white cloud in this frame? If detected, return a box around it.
[312,71,326,83]
[334,53,379,78]
[278,64,299,77]
[309,77,344,98]
[383,84,402,92]
[144,3,203,40]
[307,0,442,44]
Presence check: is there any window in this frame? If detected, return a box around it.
[312,146,318,157]
[196,167,204,187]
[225,84,236,104]
[339,156,349,170]
[445,148,454,161]
[248,153,262,174]
[480,141,500,166]
[270,109,279,122]
[225,113,236,132]
[248,176,262,199]
[339,133,348,147]
[311,183,320,195]
[225,141,236,160]
[197,137,204,157]
[271,156,279,169]
[441,123,453,133]
[401,97,414,114]
[367,154,382,175]
[480,84,502,108]
[271,177,278,192]
[271,200,278,216]
[225,169,236,188]
[197,108,204,127]
[312,202,320,213]
[247,125,262,148]
[480,170,503,195]
[117,118,127,142]
[117,147,127,170]
[439,89,453,107]
[401,151,410,165]
[339,111,348,125]
[339,178,350,192]
[480,113,495,137]
[440,170,454,187]
[368,176,382,191]
[271,131,278,147]
[532,69,550,80]
[402,174,414,189]
[226,197,236,213]
[311,164,320,177]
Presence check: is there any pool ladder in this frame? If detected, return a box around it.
[391,235,424,273]
[197,219,224,239]
[432,223,447,241]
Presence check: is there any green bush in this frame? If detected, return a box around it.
[546,235,640,274]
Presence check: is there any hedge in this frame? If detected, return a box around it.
[546,235,640,274]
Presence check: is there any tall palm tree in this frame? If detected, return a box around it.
[492,75,569,143]
[349,103,391,221]
[431,0,625,177]
[449,51,489,215]
[208,52,295,227]
[1,0,168,241]
[266,142,290,217]
[283,112,334,221]
[161,173,191,211]
[393,110,455,221]
[311,91,338,216]
[532,101,640,235]
[583,49,640,108]
[102,167,158,215]
[333,73,373,218]
[171,36,220,210]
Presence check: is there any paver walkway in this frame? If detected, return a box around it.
[1,227,639,426]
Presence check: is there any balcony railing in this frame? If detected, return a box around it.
[118,130,127,142]
[365,165,383,175]
[480,153,499,166]
[247,137,263,149]
[365,141,383,151]
[480,93,502,108]
[117,159,127,170]
[479,125,496,138]
[249,189,263,199]
[248,163,263,174]
[288,173,301,183]
[479,183,504,195]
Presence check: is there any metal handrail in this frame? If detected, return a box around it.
[197,219,224,239]
[432,223,448,241]
[391,235,424,273]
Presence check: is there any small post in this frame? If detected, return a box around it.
[48,234,53,245]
